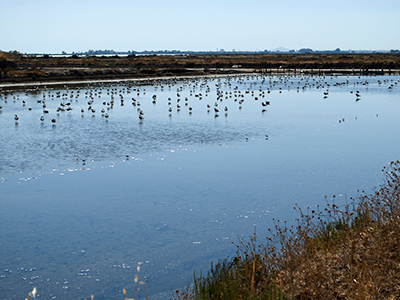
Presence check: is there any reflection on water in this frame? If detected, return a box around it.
[1,75,400,299]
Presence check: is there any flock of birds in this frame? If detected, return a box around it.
[0,74,399,126]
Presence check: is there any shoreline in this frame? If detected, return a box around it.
[0,72,253,89]
[1,68,400,89]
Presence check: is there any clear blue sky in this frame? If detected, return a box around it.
[1,0,399,53]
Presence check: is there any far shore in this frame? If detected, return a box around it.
[1,52,399,89]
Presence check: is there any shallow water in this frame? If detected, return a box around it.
[1,74,400,299]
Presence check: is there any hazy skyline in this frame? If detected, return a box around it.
[2,0,399,53]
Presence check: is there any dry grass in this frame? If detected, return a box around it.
[174,160,400,299]
[122,262,148,300]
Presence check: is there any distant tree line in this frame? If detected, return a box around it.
[54,48,400,57]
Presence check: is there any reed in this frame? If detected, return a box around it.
[122,262,148,300]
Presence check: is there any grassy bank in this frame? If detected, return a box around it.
[174,160,400,299]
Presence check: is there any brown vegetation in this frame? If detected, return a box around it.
[1,52,400,84]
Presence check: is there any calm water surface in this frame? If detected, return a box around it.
[1,75,400,299]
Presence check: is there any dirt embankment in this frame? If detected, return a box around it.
[1,52,400,84]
